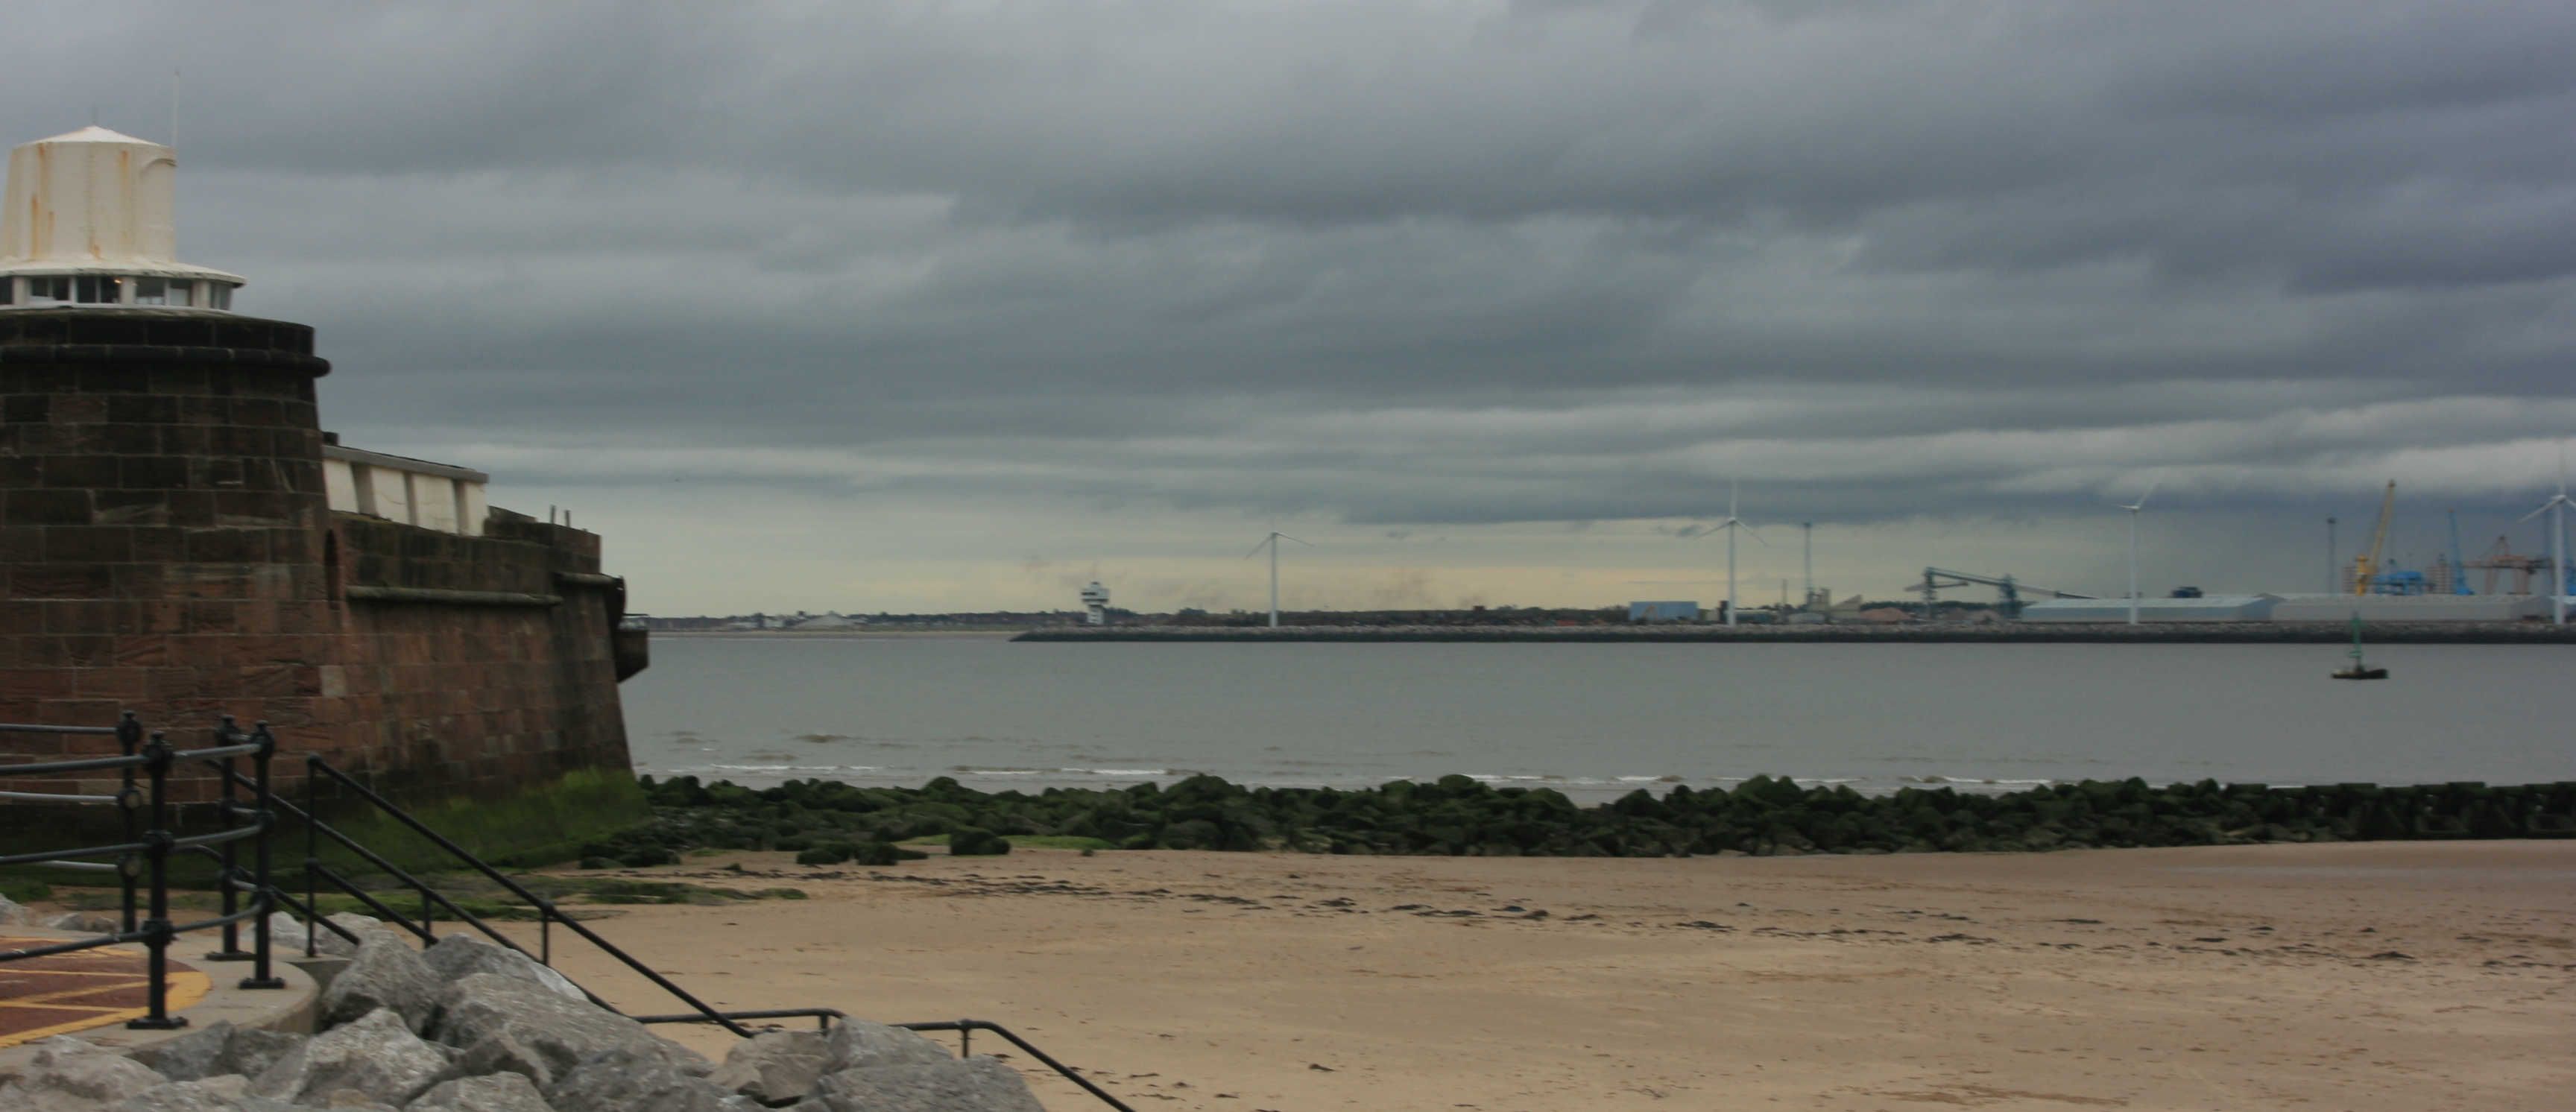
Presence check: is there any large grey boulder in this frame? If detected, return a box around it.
[267,913,359,958]
[429,974,706,1090]
[326,912,395,938]
[319,933,442,1034]
[543,1047,732,1112]
[0,1037,170,1111]
[124,1022,306,1084]
[249,1008,455,1108]
[419,934,585,1002]
[45,912,123,934]
[0,893,34,926]
[110,1075,299,1112]
[820,1020,951,1073]
[797,1058,1046,1112]
[707,1029,830,1105]
[402,1072,555,1112]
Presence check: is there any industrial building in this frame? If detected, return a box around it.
[2018,596,2282,623]
[1627,600,1702,623]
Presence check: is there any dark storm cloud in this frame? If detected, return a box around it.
[9,0,2575,572]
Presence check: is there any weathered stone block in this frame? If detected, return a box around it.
[318,932,441,1033]
[248,1008,453,1108]
[797,1058,1046,1112]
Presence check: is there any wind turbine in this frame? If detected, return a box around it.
[2520,446,2574,626]
[2115,479,2160,626]
[1245,531,1310,628]
[1707,479,1758,627]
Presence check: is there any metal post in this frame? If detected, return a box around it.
[242,723,284,989]
[116,712,142,935]
[303,754,321,958]
[130,732,186,1029]
[206,716,251,961]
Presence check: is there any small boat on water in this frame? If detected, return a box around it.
[2332,613,2387,680]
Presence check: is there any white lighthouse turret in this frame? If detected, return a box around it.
[1080,581,1111,626]
[0,127,246,311]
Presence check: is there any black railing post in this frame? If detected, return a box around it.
[303,753,322,958]
[116,711,142,935]
[205,716,253,962]
[128,731,186,1029]
[241,723,285,990]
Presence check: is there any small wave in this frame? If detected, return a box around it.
[702,763,879,774]
[1065,768,1172,777]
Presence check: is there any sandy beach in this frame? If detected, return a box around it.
[476,841,2576,1111]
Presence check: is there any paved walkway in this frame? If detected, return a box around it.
[0,935,209,1048]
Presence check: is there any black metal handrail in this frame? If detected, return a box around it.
[0,713,286,1028]
[266,754,1131,1108]
[630,1008,1136,1111]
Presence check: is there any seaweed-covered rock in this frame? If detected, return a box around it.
[947,827,1011,856]
[625,771,2576,861]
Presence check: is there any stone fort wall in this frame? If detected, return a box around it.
[0,308,639,806]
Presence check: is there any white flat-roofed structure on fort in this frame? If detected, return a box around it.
[0,127,247,312]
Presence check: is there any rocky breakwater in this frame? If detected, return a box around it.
[605,772,2576,859]
[0,923,1048,1112]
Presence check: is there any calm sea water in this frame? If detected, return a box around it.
[619,634,2575,802]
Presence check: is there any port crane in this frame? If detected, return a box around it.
[1908,567,2095,619]
[2351,481,2396,595]
[2472,534,2563,595]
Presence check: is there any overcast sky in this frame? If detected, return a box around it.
[14,1,2576,614]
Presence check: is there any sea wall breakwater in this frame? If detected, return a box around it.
[579,774,2576,865]
[1017,623,2576,644]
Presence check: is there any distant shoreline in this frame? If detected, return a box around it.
[653,628,1023,637]
[1015,622,2576,644]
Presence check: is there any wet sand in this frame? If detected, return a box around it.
[503,841,2576,1111]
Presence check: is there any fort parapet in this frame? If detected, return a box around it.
[0,308,641,805]
[1,127,638,812]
